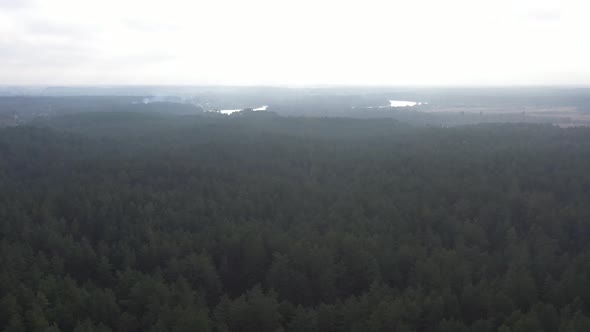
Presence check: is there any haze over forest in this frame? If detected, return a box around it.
[2,1,590,332]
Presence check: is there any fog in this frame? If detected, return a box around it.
[1,0,589,86]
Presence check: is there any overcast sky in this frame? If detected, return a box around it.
[1,0,589,86]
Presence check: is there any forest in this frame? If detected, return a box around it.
[1,111,590,331]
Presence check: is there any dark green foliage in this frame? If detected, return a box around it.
[1,114,590,331]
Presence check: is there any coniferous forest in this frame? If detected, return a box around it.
[1,112,590,331]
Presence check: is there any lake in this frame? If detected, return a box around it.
[389,100,426,107]
[216,105,269,115]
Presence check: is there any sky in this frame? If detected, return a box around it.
[0,0,589,86]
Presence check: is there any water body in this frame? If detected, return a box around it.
[389,100,426,107]
[212,106,269,115]
[354,101,427,109]
[219,109,242,115]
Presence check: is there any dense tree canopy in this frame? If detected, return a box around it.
[1,113,590,331]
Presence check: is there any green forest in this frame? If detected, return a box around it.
[1,112,590,331]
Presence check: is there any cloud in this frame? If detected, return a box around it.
[525,9,562,22]
[0,0,32,10]
[0,0,589,85]
[124,19,179,33]
[25,19,97,39]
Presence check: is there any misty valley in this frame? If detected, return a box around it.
[3,86,590,128]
